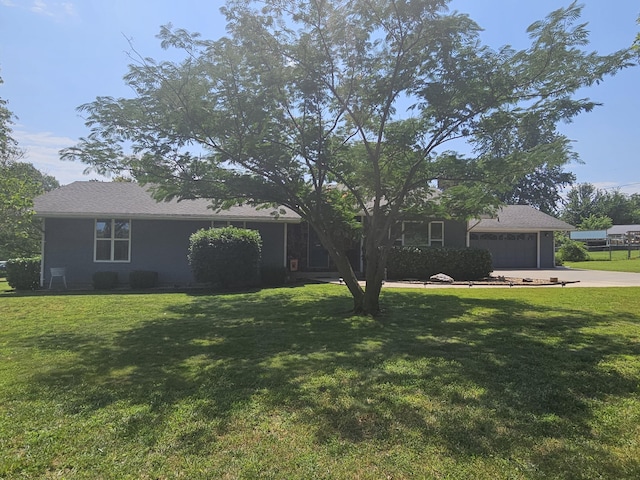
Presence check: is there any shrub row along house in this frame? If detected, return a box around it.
[33,182,574,288]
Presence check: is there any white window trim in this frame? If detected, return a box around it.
[429,221,444,246]
[94,218,132,263]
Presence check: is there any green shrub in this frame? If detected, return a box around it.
[129,270,158,289]
[261,265,287,287]
[557,240,590,262]
[386,247,492,281]
[6,257,41,290]
[92,271,119,290]
[188,227,262,289]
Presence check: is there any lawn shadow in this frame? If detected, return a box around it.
[18,286,640,476]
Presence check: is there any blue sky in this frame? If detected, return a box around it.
[1,0,639,194]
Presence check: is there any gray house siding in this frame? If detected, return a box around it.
[131,219,211,286]
[246,222,286,268]
[43,218,95,288]
[42,217,287,288]
[539,231,556,268]
[443,220,467,248]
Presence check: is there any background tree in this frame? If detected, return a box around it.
[561,183,640,226]
[578,214,613,231]
[0,75,60,259]
[497,163,575,215]
[62,0,632,314]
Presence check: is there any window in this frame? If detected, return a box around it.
[429,221,444,246]
[403,222,429,246]
[95,219,131,262]
[400,221,444,247]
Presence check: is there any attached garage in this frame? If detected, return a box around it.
[469,232,538,268]
[468,206,574,269]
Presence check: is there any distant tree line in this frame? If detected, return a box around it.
[560,183,640,230]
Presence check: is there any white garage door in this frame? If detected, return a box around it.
[470,232,538,268]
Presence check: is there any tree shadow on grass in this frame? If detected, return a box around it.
[18,286,640,477]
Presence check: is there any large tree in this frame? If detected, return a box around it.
[0,75,60,259]
[62,0,632,314]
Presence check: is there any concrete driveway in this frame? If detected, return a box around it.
[326,267,640,288]
[492,267,640,288]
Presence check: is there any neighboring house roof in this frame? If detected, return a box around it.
[607,225,640,235]
[570,230,607,240]
[33,181,301,222]
[469,205,574,232]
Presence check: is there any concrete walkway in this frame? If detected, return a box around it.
[324,267,640,289]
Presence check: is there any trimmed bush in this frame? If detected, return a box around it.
[557,240,590,262]
[188,227,262,289]
[129,270,159,289]
[386,247,492,281]
[92,271,119,290]
[261,265,287,287]
[6,257,41,290]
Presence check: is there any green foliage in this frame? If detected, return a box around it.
[92,271,119,290]
[562,183,640,226]
[129,270,159,289]
[5,257,41,290]
[0,161,60,259]
[61,1,633,314]
[188,227,262,289]
[557,240,590,262]
[386,247,493,281]
[578,214,613,231]
[1,75,59,259]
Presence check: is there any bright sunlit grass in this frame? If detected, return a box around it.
[1,285,639,478]
[564,249,640,272]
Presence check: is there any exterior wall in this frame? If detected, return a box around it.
[442,219,467,248]
[42,217,288,288]
[246,222,286,267]
[539,231,556,268]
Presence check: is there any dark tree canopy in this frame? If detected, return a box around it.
[62,0,633,314]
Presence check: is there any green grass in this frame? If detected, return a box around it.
[564,249,640,272]
[1,285,639,479]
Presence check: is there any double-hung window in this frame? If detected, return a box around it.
[429,221,444,246]
[401,221,445,247]
[95,219,131,262]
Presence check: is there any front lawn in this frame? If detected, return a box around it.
[1,285,639,479]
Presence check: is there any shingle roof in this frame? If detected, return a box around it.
[33,181,301,222]
[607,225,640,235]
[469,205,574,231]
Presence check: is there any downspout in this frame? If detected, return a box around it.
[283,223,288,268]
[40,218,45,287]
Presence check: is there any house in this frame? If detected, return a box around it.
[33,182,573,288]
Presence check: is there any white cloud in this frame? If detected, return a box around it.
[592,181,640,196]
[2,0,78,20]
[14,129,108,185]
